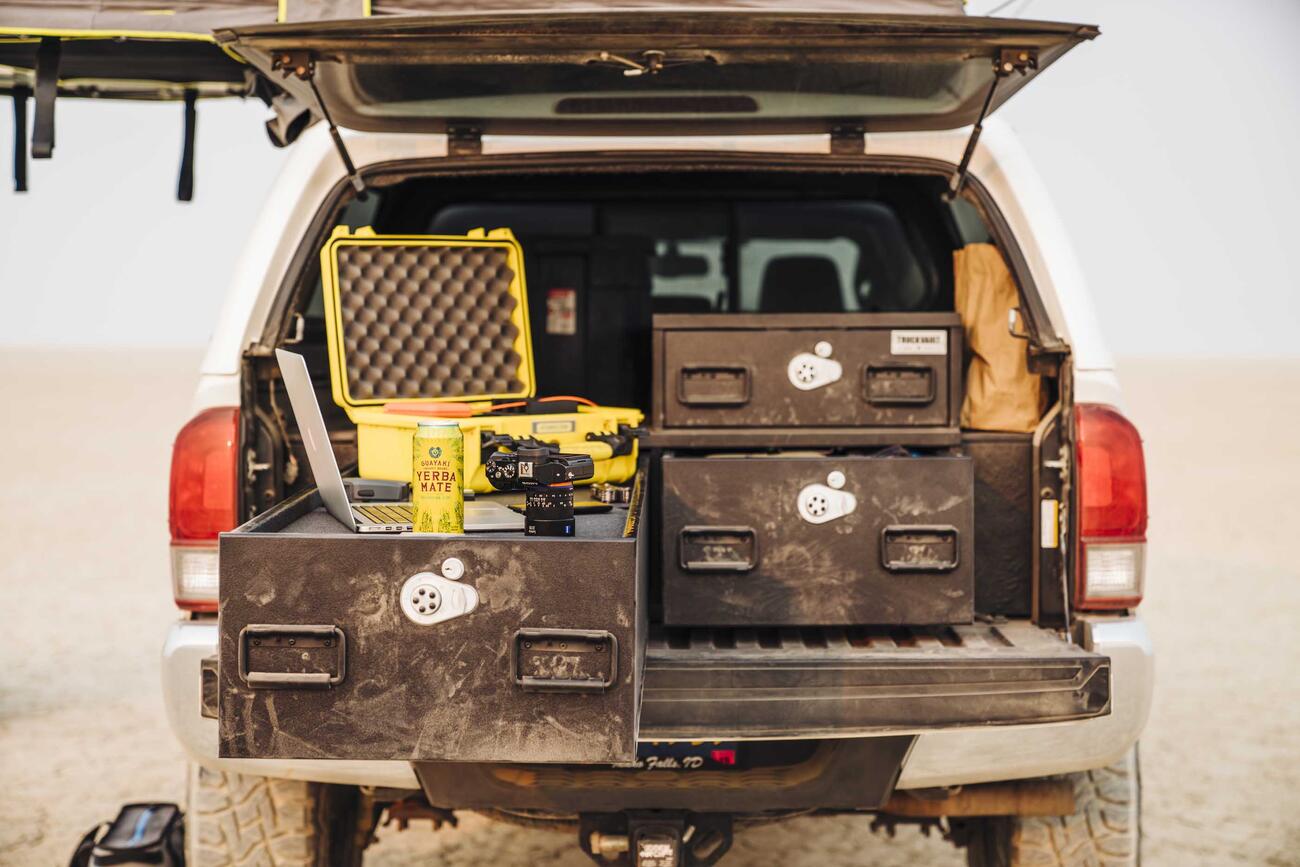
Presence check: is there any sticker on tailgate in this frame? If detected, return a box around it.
[890,329,948,356]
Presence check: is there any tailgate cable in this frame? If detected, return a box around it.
[946,49,1038,199]
[272,51,367,199]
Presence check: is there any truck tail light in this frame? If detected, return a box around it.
[169,407,239,612]
[1074,404,1147,610]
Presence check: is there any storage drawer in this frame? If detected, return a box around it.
[661,454,973,626]
[652,313,962,438]
[218,474,647,765]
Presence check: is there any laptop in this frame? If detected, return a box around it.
[276,349,524,534]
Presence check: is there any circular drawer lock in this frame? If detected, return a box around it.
[797,471,857,525]
[412,582,442,616]
[400,570,480,627]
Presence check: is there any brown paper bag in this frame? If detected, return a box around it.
[954,243,1045,433]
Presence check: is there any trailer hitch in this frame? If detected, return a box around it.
[581,812,732,867]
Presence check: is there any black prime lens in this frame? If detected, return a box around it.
[525,484,575,536]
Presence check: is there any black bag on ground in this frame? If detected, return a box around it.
[69,803,184,867]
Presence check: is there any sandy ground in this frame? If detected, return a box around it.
[1,350,1297,866]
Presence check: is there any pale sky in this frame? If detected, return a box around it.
[1,0,1298,355]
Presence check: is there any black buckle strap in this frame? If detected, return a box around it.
[177,89,197,201]
[11,85,29,191]
[32,36,60,160]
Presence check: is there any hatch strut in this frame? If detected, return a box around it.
[272,51,367,198]
[947,48,1038,198]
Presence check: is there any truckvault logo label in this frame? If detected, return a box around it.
[890,329,948,356]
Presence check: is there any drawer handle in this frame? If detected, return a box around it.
[513,629,618,693]
[677,365,752,406]
[238,624,346,689]
[679,525,759,572]
[881,525,960,572]
[863,364,936,406]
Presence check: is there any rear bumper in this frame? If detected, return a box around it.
[900,616,1152,788]
[162,615,1151,791]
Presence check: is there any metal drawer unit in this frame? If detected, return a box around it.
[660,454,974,626]
[650,313,963,448]
[218,472,648,765]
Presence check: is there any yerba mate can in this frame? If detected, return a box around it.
[412,419,464,534]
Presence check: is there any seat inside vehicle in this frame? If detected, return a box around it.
[293,168,983,413]
[759,256,844,313]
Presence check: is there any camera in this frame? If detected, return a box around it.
[484,443,595,536]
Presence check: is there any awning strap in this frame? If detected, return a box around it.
[177,89,198,202]
[32,37,61,160]
[12,85,29,192]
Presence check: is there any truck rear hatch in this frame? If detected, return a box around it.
[215,6,1096,137]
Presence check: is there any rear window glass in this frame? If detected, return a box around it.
[428,199,938,313]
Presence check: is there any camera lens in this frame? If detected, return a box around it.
[525,485,575,536]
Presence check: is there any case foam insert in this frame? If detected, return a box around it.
[336,244,523,401]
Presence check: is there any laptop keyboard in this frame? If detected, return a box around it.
[354,503,413,524]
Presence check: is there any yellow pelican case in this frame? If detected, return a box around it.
[319,226,642,491]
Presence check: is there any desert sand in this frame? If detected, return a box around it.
[0,350,1296,865]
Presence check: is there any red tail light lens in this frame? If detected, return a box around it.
[169,407,239,611]
[1074,403,1147,610]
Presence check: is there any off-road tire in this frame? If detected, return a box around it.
[963,748,1141,867]
[185,765,367,867]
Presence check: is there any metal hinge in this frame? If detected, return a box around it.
[447,122,483,156]
[1028,342,1069,376]
[830,123,866,156]
[997,48,1039,76]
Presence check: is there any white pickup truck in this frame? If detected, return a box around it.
[2,2,1152,865]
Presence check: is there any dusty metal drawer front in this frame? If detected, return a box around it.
[218,480,647,765]
[661,454,974,626]
[653,313,962,435]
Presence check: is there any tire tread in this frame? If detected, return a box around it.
[186,766,328,867]
[964,749,1140,867]
[1011,751,1140,867]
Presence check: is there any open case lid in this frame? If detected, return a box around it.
[319,225,536,419]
